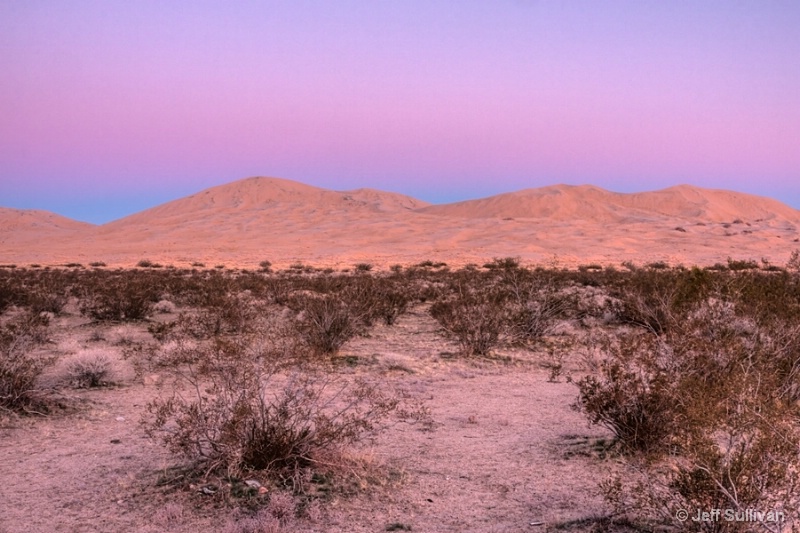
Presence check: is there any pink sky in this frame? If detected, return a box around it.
[1,1,799,223]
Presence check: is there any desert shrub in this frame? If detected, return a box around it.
[788,249,800,272]
[726,257,759,271]
[147,321,177,342]
[574,334,683,455]
[290,294,359,356]
[577,295,800,530]
[144,337,400,491]
[429,280,508,356]
[0,311,52,413]
[500,269,573,345]
[24,270,71,315]
[373,285,410,326]
[65,351,113,388]
[137,259,162,268]
[0,276,19,314]
[726,271,800,325]
[153,299,177,314]
[606,268,715,335]
[78,272,157,321]
[482,257,520,270]
[354,263,373,272]
[195,293,262,338]
[601,387,800,532]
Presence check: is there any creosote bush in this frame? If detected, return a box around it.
[430,281,508,356]
[0,311,52,414]
[290,294,359,356]
[79,272,157,321]
[576,292,800,531]
[143,335,400,491]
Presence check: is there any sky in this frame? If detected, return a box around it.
[1,1,799,224]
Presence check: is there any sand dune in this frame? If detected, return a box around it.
[1,177,799,268]
[103,177,429,231]
[418,184,800,224]
[0,208,93,233]
[0,208,94,250]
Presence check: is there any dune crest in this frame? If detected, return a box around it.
[418,184,800,223]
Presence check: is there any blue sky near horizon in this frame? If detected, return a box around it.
[2,1,799,224]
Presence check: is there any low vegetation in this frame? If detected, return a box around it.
[1,257,799,530]
[0,311,52,414]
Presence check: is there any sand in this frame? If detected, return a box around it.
[1,176,799,269]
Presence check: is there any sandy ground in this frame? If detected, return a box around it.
[0,303,614,533]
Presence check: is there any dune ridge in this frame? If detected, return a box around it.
[418,184,800,223]
[2,176,798,268]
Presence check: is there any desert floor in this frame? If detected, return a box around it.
[1,297,617,533]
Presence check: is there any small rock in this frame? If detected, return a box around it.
[110,439,121,444]
[244,479,262,489]
[115,416,125,422]
[258,486,268,495]
[143,374,162,386]
[199,485,218,495]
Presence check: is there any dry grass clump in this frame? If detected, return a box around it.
[63,350,115,388]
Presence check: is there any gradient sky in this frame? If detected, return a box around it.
[2,1,799,223]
